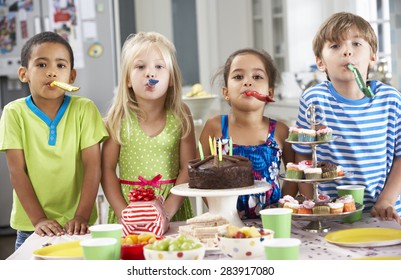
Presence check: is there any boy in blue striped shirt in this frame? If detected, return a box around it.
[291,12,401,224]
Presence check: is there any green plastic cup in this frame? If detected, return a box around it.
[336,185,365,223]
[81,238,117,260]
[263,238,301,260]
[259,208,292,238]
[89,224,123,260]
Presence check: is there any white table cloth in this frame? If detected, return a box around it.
[7,213,401,260]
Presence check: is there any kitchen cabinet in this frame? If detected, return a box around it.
[252,0,322,73]
[252,0,288,72]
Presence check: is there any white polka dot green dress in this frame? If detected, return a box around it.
[107,111,193,223]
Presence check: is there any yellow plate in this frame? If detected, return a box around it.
[353,256,401,260]
[33,241,83,260]
[325,228,401,247]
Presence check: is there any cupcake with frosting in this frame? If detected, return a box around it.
[304,167,322,179]
[298,128,316,142]
[328,202,344,214]
[285,163,304,179]
[283,202,300,213]
[317,161,338,178]
[312,205,330,214]
[298,160,313,170]
[279,195,298,207]
[337,195,356,212]
[316,126,333,142]
[298,200,315,214]
[288,126,300,141]
[316,193,331,204]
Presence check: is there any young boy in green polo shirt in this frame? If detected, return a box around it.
[0,31,108,250]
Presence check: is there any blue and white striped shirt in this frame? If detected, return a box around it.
[293,80,401,215]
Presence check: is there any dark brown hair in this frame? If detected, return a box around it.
[213,48,281,88]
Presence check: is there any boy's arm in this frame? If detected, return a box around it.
[165,105,196,219]
[6,149,64,236]
[101,138,127,223]
[65,143,101,234]
[371,157,401,224]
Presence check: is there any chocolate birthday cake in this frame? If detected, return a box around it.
[188,155,254,189]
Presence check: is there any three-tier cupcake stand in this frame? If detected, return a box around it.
[280,104,363,233]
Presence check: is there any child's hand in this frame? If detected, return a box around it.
[64,216,90,235]
[34,219,65,237]
[371,201,401,225]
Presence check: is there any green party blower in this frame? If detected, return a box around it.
[347,64,374,98]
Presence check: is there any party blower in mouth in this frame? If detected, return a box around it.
[347,64,374,98]
[147,78,159,87]
[245,90,275,103]
[50,81,80,92]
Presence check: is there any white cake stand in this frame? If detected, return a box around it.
[171,180,271,227]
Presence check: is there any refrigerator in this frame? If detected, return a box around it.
[0,0,118,229]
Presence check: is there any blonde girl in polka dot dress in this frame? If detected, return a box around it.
[101,32,196,224]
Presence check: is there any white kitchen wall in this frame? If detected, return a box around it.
[286,0,324,72]
[132,0,396,123]
[194,0,255,118]
[389,0,401,89]
[134,0,173,40]
[132,0,359,96]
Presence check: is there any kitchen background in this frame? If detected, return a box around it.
[0,0,399,259]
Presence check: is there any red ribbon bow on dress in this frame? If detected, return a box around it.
[137,174,163,189]
[119,174,176,190]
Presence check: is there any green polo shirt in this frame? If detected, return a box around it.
[0,95,109,231]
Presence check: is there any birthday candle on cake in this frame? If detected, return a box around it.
[213,137,217,156]
[218,140,222,161]
[208,136,214,155]
[229,137,233,156]
[198,141,204,160]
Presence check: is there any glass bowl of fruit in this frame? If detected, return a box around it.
[183,84,217,121]
[143,234,205,260]
[216,225,274,260]
[120,233,162,260]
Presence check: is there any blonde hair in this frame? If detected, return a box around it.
[313,12,377,59]
[104,32,191,144]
